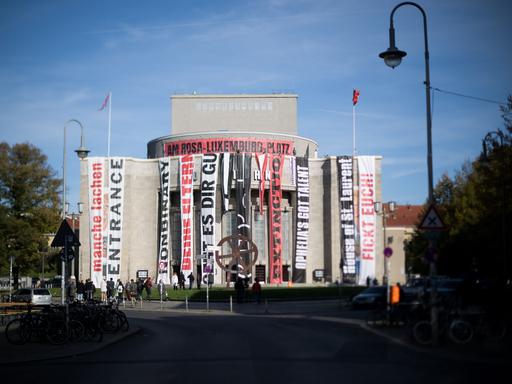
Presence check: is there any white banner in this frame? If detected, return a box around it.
[357,156,377,285]
[180,155,195,278]
[200,154,218,285]
[88,157,107,287]
[106,157,125,283]
[157,158,171,285]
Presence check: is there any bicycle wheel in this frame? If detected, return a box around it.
[69,319,85,342]
[46,319,68,345]
[448,319,473,344]
[117,311,129,332]
[412,320,433,345]
[5,318,27,345]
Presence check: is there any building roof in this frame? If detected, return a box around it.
[385,204,423,228]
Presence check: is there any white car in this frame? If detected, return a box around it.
[10,288,53,305]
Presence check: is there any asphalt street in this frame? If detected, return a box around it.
[1,300,508,384]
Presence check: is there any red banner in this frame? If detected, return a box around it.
[269,155,284,284]
[165,138,293,156]
[180,155,194,278]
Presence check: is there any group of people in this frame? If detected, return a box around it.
[171,271,213,290]
[66,276,156,305]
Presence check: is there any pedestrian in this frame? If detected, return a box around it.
[107,278,115,301]
[116,279,124,304]
[100,277,107,302]
[144,276,153,300]
[77,279,85,302]
[172,272,179,290]
[366,276,371,287]
[158,279,167,301]
[372,277,379,286]
[196,272,201,289]
[187,273,195,290]
[235,277,245,303]
[252,278,262,304]
[136,278,144,301]
[68,276,77,303]
[179,272,186,290]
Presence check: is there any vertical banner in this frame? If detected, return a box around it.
[180,155,194,278]
[88,157,107,287]
[234,153,252,238]
[157,157,171,285]
[255,153,268,214]
[292,155,310,283]
[269,154,284,284]
[220,153,233,213]
[200,154,218,285]
[357,156,377,285]
[337,156,356,284]
[107,157,125,283]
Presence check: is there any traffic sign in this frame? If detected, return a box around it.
[383,247,393,258]
[418,204,447,231]
[51,219,80,247]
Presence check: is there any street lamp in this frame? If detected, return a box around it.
[62,119,89,304]
[482,130,506,278]
[379,1,438,343]
[379,1,433,202]
[374,201,396,320]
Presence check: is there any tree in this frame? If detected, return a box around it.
[0,142,61,276]
[406,94,512,281]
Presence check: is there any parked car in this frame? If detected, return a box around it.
[351,286,387,309]
[8,288,52,305]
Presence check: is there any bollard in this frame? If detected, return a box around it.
[140,298,143,309]
[230,295,233,313]
[185,296,189,312]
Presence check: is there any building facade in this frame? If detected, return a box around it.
[79,94,404,286]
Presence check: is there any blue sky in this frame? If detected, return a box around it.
[1,0,510,212]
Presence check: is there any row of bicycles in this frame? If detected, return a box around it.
[4,300,129,345]
[366,300,509,346]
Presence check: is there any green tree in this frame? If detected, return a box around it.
[406,95,512,280]
[0,142,61,276]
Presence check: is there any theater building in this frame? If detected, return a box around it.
[79,94,405,286]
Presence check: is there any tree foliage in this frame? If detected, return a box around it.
[406,95,512,280]
[0,142,61,276]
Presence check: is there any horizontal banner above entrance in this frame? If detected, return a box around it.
[164,138,293,156]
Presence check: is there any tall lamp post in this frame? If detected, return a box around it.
[374,201,396,320]
[62,119,90,304]
[482,130,506,278]
[379,2,438,342]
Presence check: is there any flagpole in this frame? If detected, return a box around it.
[352,104,356,157]
[107,91,112,158]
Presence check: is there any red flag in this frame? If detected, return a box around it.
[98,93,110,111]
[352,89,360,106]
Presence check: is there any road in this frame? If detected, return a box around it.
[2,302,507,383]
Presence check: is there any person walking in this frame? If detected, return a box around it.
[252,278,262,304]
[144,276,153,301]
[100,277,107,303]
[172,272,179,290]
[77,279,85,302]
[179,272,186,290]
[235,277,245,303]
[187,273,195,290]
[68,276,77,303]
[116,279,124,304]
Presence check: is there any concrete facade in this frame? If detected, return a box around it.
[78,94,404,286]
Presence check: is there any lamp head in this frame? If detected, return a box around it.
[75,146,90,159]
[379,46,407,69]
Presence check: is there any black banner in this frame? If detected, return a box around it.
[337,156,356,283]
[220,153,233,214]
[292,155,310,283]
